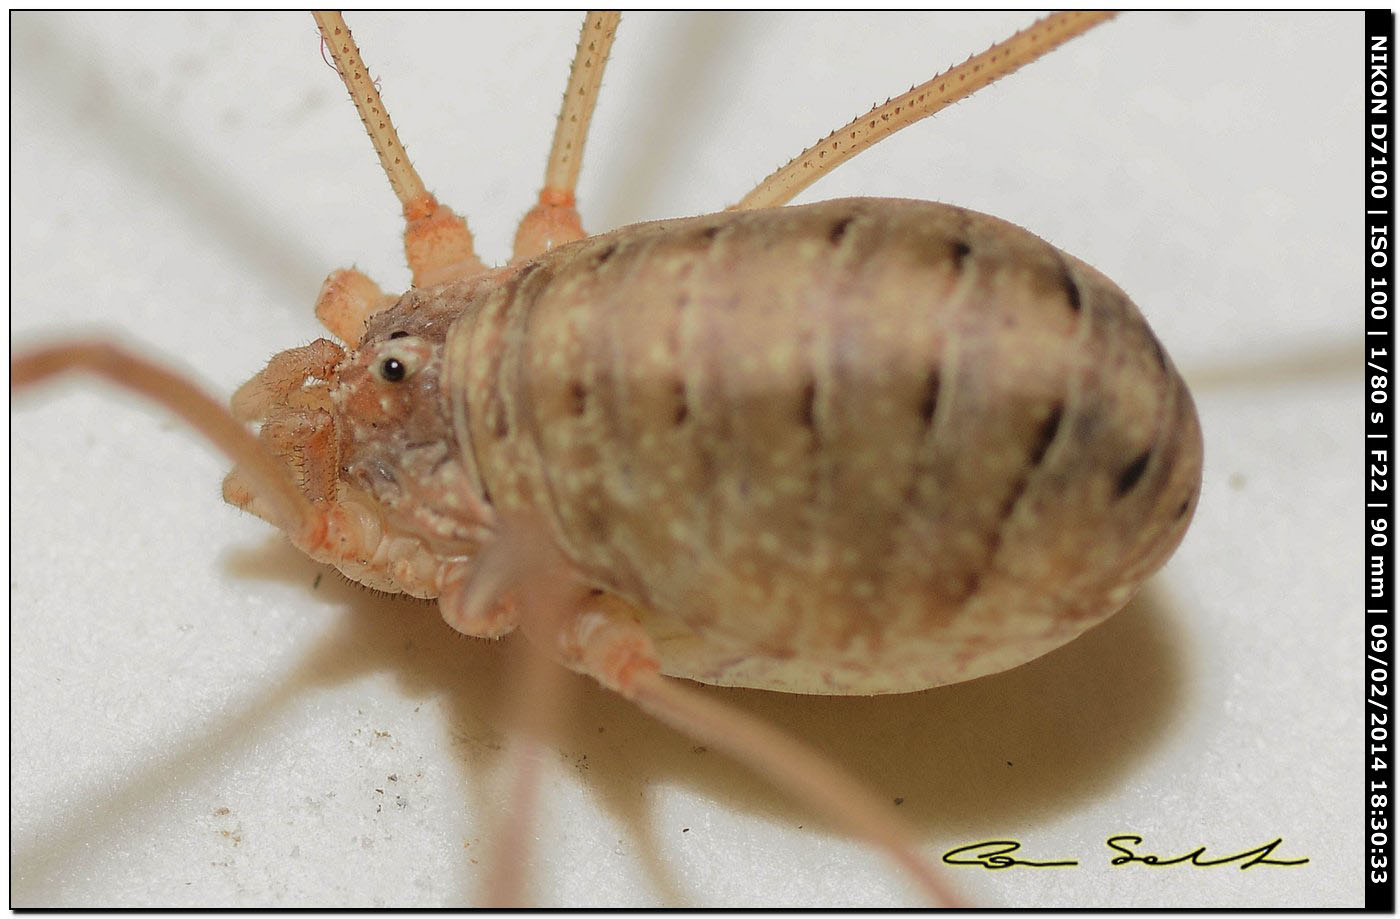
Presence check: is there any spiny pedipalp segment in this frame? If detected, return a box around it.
[732,11,1116,212]
[313,12,485,286]
[513,12,622,262]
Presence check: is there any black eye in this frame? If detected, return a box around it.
[388,330,409,340]
[380,357,406,382]
[371,336,423,382]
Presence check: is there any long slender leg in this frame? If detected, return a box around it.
[554,594,963,907]
[477,639,576,907]
[313,12,486,287]
[733,11,1115,211]
[12,342,320,543]
[451,519,589,907]
[512,12,621,262]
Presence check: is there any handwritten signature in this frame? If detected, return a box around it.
[942,836,1310,871]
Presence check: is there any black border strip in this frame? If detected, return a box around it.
[1366,9,1395,913]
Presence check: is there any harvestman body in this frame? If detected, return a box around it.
[13,11,1202,905]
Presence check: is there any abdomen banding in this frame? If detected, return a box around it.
[447,198,1202,694]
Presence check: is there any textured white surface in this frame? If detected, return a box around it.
[11,11,1359,907]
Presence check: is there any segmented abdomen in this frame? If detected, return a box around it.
[447,198,1202,694]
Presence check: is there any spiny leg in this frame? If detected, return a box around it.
[313,11,486,288]
[733,11,1115,211]
[512,11,621,262]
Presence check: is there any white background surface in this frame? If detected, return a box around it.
[11,11,1360,908]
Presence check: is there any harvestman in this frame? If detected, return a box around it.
[12,11,1204,906]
